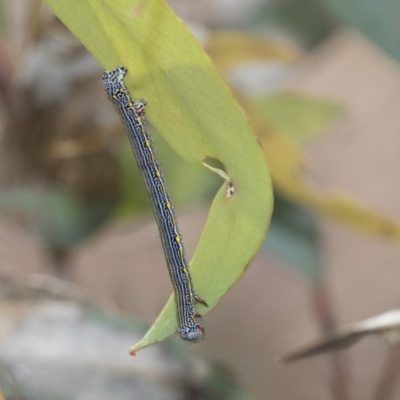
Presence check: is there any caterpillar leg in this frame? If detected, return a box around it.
[194,294,208,307]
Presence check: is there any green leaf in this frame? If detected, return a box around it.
[252,93,343,143]
[115,141,154,218]
[44,0,273,351]
[116,127,221,218]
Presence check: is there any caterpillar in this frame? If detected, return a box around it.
[102,66,207,342]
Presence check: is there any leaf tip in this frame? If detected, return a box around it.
[129,348,137,356]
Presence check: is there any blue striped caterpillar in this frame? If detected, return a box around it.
[102,66,207,342]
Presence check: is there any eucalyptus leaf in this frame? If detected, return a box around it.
[44,0,273,350]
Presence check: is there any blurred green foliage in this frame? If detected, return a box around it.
[0,0,6,36]
[252,93,342,143]
[322,0,400,61]
[0,187,114,251]
[264,195,322,284]
[253,0,336,47]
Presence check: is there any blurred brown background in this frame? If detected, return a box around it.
[2,1,400,400]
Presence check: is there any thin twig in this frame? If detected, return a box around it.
[310,283,352,400]
[372,344,400,400]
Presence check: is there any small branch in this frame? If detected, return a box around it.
[372,344,400,400]
[310,284,352,400]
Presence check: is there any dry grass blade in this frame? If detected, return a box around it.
[280,310,400,362]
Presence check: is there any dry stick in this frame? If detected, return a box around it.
[329,351,352,400]
[47,247,71,280]
[310,283,352,400]
[372,341,400,399]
